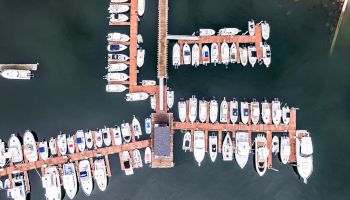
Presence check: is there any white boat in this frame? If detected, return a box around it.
[239,47,248,66]
[125,92,149,101]
[145,118,152,134]
[221,42,230,66]
[218,28,241,36]
[23,130,38,162]
[122,151,134,175]
[144,147,152,164]
[62,163,78,199]
[222,133,233,161]
[67,135,75,154]
[121,123,132,143]
[141,80,156,86]
[108,4,129,13]
[250,99,260,125]
[137,48,145,67]
[230,43,237,63]
[112,127,122,145]
[132,116,142,139]
[198,99,207,123]
[111,0,129,2]
[108,53,129,62]
[296,130,313,184]
[49,137,57,156]
[133,149,143,168]
[202,45,210,65]
[261,99,271,124]
[76,130,86,152]
[109,13,129,23]
[192,44,200,67]
[178,101,187,123]
[138,0,145,16]
[57,132,67,156]
[255,134,269,176]
[209,99,218,123]
[261,21,270,40]
[1,69,33,80]
[95,129,103,148]
[208,134,217,162]
[229,98,239,124]
[0,139,7,167]
[137,34,143,43]
[7,174,27,200]
[248,46,257,67]
[167,90,174,109]
[182,132,191,152]
[220,97,228,123]
[150,95,156,110]
[94,158,108,191]
[240,100,249,124]
[106,63,128,72]
[248,20,255,36]
[102,127,112,146]
[210,43,219,65]
[262,43,271,67]
[183,43,191,65]
[104,72,129,81]
[272,136,279,154]
[172,43,181,67]
[0,179,3,190]
[42,166,61,200]
[85,131,94,149]
[199,28,215,36]
[38,140,49,160]
[282,105,290,125]
[193,130,205,166]
[189,95,198,123]
[79,160,93,196]
[280,135,290,164]
[107,44,127,52]
[272,98,282,125]
[235,132,250,169]
[107,32,130,42]
[4,179,10,189]
[106,84,128,93]
[8,134,23,163]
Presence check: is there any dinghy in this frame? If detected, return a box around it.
[183,43,191,65]
[261,21,270,40]
[209,99,218,123]
[229,98,239,124]
[121,123,132,143]
[104,72,129,81]
[189,95,198,123]
[38,140,49,160]
[248,20,255,36]
[109,13,129,23]
[57,132,67,156]
[133,149,143,168]
[248,46,257,67]
[296,130,313,184]
[125,92,149,101]
[272,98,282,125]
[202,45,210,65]
[172,43,181,67]
[199,29,215,36]
[222,133,233,161]
[230,43,237,63]
[211,43,219,65]
[239,47,248,66]
[94,158,108,191]
[145,118,152,134]
[167,90,174,109]
[282,105,290,125]
[132,116,142,139]
[141,80,156,86]
[218,28,241,36]
[220,97,228,123]
[261,99,271,124]
[182,132,191,152]
[62,163,78,199]
[0,139,7,167]
[193,130,205,166]
[280,135,291,164]
[250,99,260,125]
[67,135,75,154]
[102,127,112,146]
[42,166,61,200]
[76,130,86,152]
[262,43,271,67]
[108,53,129,62]
[192,44,200,67]
[209,134,218,162]
[199,99,207,123]
[150,95,156,110]
[122,151,134,175]
[144,147,152,164]
[235,132,250,169]
[107,44,127,52]
[240,99,249,124]
[106,63,128,72]
[85,131,94,149]
[79,160,93,196]
[23,130,38,162]
[8,134,23,163]
[221,42,230,66]
[178,100,187,122]
[113,126,123,145]
[272,136,279,154]
[137,48,145,67]
[138,0,145,16]
[255,134,269,176]
[108,4,129,13]
[137,34,143,43]
[107,32,129,42]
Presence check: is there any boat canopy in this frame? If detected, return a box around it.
[301,137,313,156]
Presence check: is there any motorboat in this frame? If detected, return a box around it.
[38,140,49,160]
[8,134,23,163]
[132,116,142,139]
[167,90,174,109]
[133,149,143,168]
[23,130,38,162]
[209,99,218,123]
[230,43,237,63]
[42,166,61,200]
[108,53,129,62]
[57,132,67,156]
[108,4,129,13]
[106,63,128,72]
[255,134,269,176]
[261,21,270,40]
[248,20,255,36]
[222,133,233,161]
[272,98,282,125]
[76,130,86,152]
[150,95,156,110]
[282,105,290,125]
[0,139,6,167]
[79,160,93,196]
[183,43,191,65]
[239,47,248,66]
[189,95,198,123]
[240,99,249,124]
[218,28,241,36]
[112,126,122,145]
[137,34,143,43]
[67,135,75,154]
[178,100,187,123]
[145,118,152,134]
[104,72,129,81]
[138,0,145,16]
[235,132,250,169]
[211,43,219,65]
[272,136,279,154]
[219,97,228,123]
[1,69,33,80]
[261,99,271,124]
[95,129,103,148]
[109,13,129,23]
[106,84,128,93]
[94,158,108,191]
[122,151,134,175]
[125,92,149,101]
[137,48,145,67]
[250,99,260,125]
[85,130,94,149]
[4,179,10,189]
[221,42,230,66]
[193,130,205,166]
[262,43,271,67]
[202,45,210,66]
[229,98,239,124]
[141,80,156,86]
[62,163,78,199]
[199,28,215,36]
[296,130,313,184]
[208,134,217,162]
[121,123,132,143]
[199,99,207,123]
[0,179,3,190]
[107,32,130,42]
[7,174,27,200]
[172,43,181,67]
[144,147,152,164]
[280,135,291,164]
[111,0,129,2]
[182,132,191,152]
[192,44,200,67]
[248,46,257,67]
[107,44,127,52]
[102,126,112,146]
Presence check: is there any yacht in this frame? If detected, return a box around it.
[199,99,207,123]
[106,63,128,72]
[229,98,239,124]
[239,47,248,66]
[193,130,205,166]
[8,134,23,163]
[107,32,129,42]
[137,48,145,67]
[221,42,230,66]
[144,147,152,164]
[272,136,279,154]
[230,43,237,63]
[62,163,78,199]
[172,43,181,67]
[261,99,271,124]
[132,116,142,139]
[94,158,108,191]
[125,92,149,101]
[262,43,271,67]
[76,130,86,152]
[167,90,174,109]
[141,80,156,86]
[95,129,103,148]
[137,34,143,44]
[7,174,27,200]
[122,151,134,175]
[208,134,217,162]
[108,4,129,13]
[220,97,228,123]
[296,130,313,184]
[192,44,200,67]
[183,43,191,65]
[282,105,290,125]
[235,132,250,169]
[121,123,132,143]
[38,140,49,160]
[145,118,152,134]
[150,95,156,110]
[182,132,191,152]
[189,95,198,123]
[255,134,269,176]
[280,135,291,164]
[240,99,249,124]
[248,20,255,36]
[138,0,145,16]
[42,166,61,200]
[202,45,210,65]
[199,29,215,36]
[272,98,282,125]
[133,149,143,168]
[0,139,7,167]
[85,130,94,149]
[211,43,219,65]
[67,135,75,154]
[102,126,112,146]
[222,133,233,161]
[57,132,67,156]
[79,160,93,196]
[113,126,123,145]
[23,130,38,162]
[109,13,129,23]
[1,69,33,80]
[104,72,129,81]
[261,21,270,40]
[250,99,260,125]
[248,46,257,67]
[107,44,127,52]
[178,100,187,122]
[108,53,129,62]
[209,99,218,123]
[218,28,241,36]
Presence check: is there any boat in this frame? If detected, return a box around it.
[107,53,129,62]
[95,129,103,148]
[1,69,33,80]
[261,99,271,124]
[62,163,78,199]
[107,32,130,42]
[272,98,282,125]
[239,47,248,66]
[122,151,134,175]
[282,104,290,125]
[178,100,187,123]
[172,43,181,67]
[137,48,145,67]
[240,99,249,124]
[121,123,132,143]
[183,43,191,65]
[210,43,219,65]
[125,92,149,101]
[108,4,129,13]
[144,147,152,164]
[229,98,239,124]
[106,84,128,93]
[248,46,257,67]
[137,34,143,43]
[112,127,122,145]
[261,21,270,40]
[8,134,23,163]
[133,149,143,168]
[202,45,210,66]
[85,130,94,149]
[272,136,279,154]
[220,97,228,123]
[141,80,156,86]
[109,13,129,23]
[104,72,129,81]
[199,28,215,36]
[255,134,269,176]
[38,140,49,160]
[4,179,10,189]
[189,95,198,123]
[42,166,61,200]
[111,0,129,2]
[296,130,313,184]
[7,174,27,200]
[76,130,86,152]
[198,99,207,123]
[280,135,291,164]
[192,44,200,67]
[94,158,108,191]
[182,132,191,152]
[250,99,260,125]
[102,126,112,146]
[221,42,230,66]
[209,99,218,123]
[106,63,128,72]
[222,133,233,161]
[248,20,255,36]
[208,134,217,162]
[79,160,93,196]
[132,116,142,139]
[193,130,205,166]
[0,139,7,167]
[145,118,152,134]
[67,135,75,154]
[235,132,250,169]
[150,95,156,110]
[230,43,237,63]
[262,43,271,67]
[218,28,241,36]
[138,0,145,16]
[23,130,38,162]
[57,132,67,156]
[0,179,3,190]
[167,90,174,109]
[107,44,127,52]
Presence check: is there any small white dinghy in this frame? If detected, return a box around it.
[122,151,134,175]
[0,179,3,190]
[85,130,94,149]
[76,130,86,152]
[79,159,93,196]
[272,136,279,154]
[183,43,191,65]
[193,130,205,166]
[240,99,249,124]
[137,48,145,67]
[108,53,129,62]
[8,134,23,163]
[94,158,108,191]
[150,95,156,110]
[229,98,239,124]
[211,43,219,65]
[133,149,143,168]
[141,80,156,86]
[107,32,129,42]
[255,134,269,176]
[121,123,132,143]
[23,130,38,162]
[95,129,103,148]
[182,132,191,152]
[189,95,198,123]
[272,98,282,125]
[282,104,291,125]
[42,166,61,200]
[57,132,67,156]
[220,97,228,123]
[132,116,142,139]
[202,45,210,65]
[0,139,7,167]
[109,13,129,23]
[106,84,128,93]
[239,47,248,66]
[199,99,207,123]
[102,126,112,146]
[167,90,174,109]
[49,137,57,156]
[125,92,149,101]
[280,135,291,164]
[144,147,152,164]
[112,126,123,145]
[221,42,230,66]
[230,43,237,63]
[250,99,260,125]
[38,140,49,160]
[199,28,215,36]
[248,19,255,36]
[104,72,129,81]
[178,101,187,123]
[218,28,241,36]
[209,99,218,123]
[296,130,313,184]
[108,4,129,14]
[235,132,250,169]
[137,34,143,44]
[62,163,78,199]
[138,0,145,16]
[222,133,233,161]
[261,99,271,124]
[192,44,200,67]
[248,46,257,67]
[107,44,127,52]
[262,43,271,67]
[172,43,181,67]
[1,69,33,80]
[209,134,218,162]
[106,63,128,72]
[67,135,75,154]
[145,118,152,134]
[261,21,270,40]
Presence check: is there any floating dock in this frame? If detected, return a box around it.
[0,63,39,72]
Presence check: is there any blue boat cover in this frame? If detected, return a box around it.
[39,147,45,153]
[77,137,82,144]
[244,108,249,116]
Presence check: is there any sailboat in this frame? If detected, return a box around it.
[222,133,233,161]
[138,0,145,16]
[38,140,49,160]
[137,48,145,67]
[132,116,142,139]
[282,105,290,125]
[167,90,174,109]
[102,127,112,146]
[209,99,218,123]
[42,166,61,200]
[122,151,134,175]
[192,44,200,67]
[261,99,271,124]
[220,97,228,123]
[178,100,187,122]
[248,46,257,67]
[272,98,282,125]
[262,43,271,67]
[199,29,215,36]
[235,132,250,169]
[8,134,23,163]
[280,135,291,164]
[261,21,270,40]
[248,19,255,36]
[229,98,239,124]
[211,43,219,65]
[62,163,78,199]
[57,132,67,156]
[255,134,269,176]
[133,149,143,168]
[95,129,103,148]
[230,43,237,63]
[296,130,313,184]
[239,47,248,66]
[94,158,108,191]
[250,99,260,125]
[23,130,38,162]
[0,139,7,167]
[221,42,230,66]
[85,131,94,149]
[107,32,129,42]
[7,174,28,200]
[144,147,152,164]
[199,99,207,123]
[106,63,128,72]
[240,99,249,124]
[79,159,93,196]
[202,45,210,66]
[189,95,198,123]
[113,126,123,145]
[76,130,86,152]
[193,130,205,166]
[67,135,75,154]
[272,136,279,154]
[209,134,217,162]
[183,43,191,65]
[182,132,191,152]
[172,43,181,67]
[145,118,152,134]
[121,123,132,143]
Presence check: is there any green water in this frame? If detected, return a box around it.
[0,0,349,199]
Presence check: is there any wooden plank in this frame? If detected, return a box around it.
[104,155,112,177]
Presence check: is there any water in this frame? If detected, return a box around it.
[0,0,349,199]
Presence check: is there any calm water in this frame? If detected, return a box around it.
[0,0,349,199]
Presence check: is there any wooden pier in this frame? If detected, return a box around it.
[0,63,39,72]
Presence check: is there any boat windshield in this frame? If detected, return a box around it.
[103,132,108,138]
[233,108,238,115]
[14,182,22,187]
[184,51,191,56]
[204,52,209,57]
[80,171,87,178]
[185,141,190,147]
[124,161,130,169]
[251,51,257,57]
[77,138,82,144]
